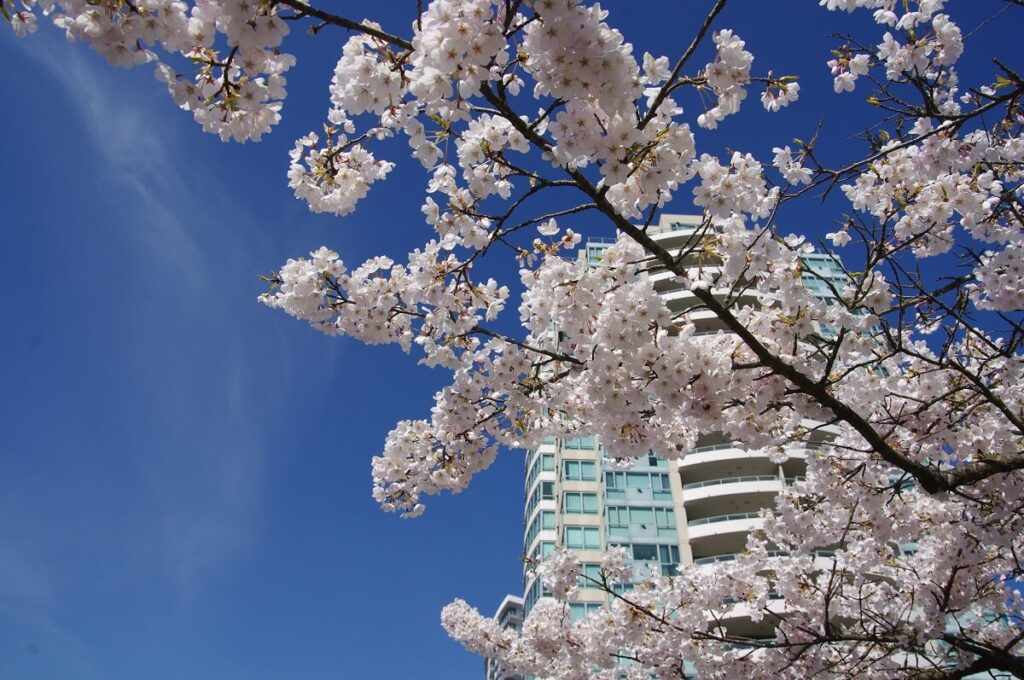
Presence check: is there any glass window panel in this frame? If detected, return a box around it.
[542,454,555,471]
[580,563,602,588]
[633,544,658,561]
[581,461,596,481]
[630,508,654,524]
[566,526,583,548]
[542,511,555,529]
[565,493,582,513]
[626,473,649,488]
[570,603,599,621]
[582,493,598,513]
[564,461,578,479]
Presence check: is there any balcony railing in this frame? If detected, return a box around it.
[688,511,762,527]
[686,442,827,456]
[690,443,739,454]
[682,475,778,490]
[693,550,789,565]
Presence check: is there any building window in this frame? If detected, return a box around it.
[606,472,673,500]
[626,472,649,488]
[524,578,552,614]
[525,511,557,550]
[579,563,602,588]
[527,453,555,491]
[565,526,600,550]
[542,511,556,530]
[607,506,629,537]
[563,459,597,481]
[563,435,596,450]
[605,471,625,500]
[652,473,672,500]
[563,491,598,514]
[656,507,676,536]
[611,543,681,576]
[530,541,557,562]
[569,602,601,621]
[633,544,659,561]
[525,481,558,519]
[606,506,675,537]
[647,454,668,469]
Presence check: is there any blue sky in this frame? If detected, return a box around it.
[0,2,1018,678]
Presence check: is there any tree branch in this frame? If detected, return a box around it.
[274,0,413,50]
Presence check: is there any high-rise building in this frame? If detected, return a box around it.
[484,595,525,680]
[486,215,1009,678]
[488,214,838,673]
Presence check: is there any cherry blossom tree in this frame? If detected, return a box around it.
[7,0,1024,676]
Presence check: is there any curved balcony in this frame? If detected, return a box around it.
[680,443,808,469]
[692,550,789,566]
[686,512,763,542]
[693,552,740,566]
[682,454,781,482]
[681,477,782,518]
[647,221,718,257]
[715,595,789,638]
[683,474,780,491]
[648,265,723,289]
[657,283,761,315]
[691,549,845,570]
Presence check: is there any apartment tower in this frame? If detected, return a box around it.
[487,214,846,674]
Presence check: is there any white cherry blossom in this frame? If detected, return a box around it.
[9,0,1024,676]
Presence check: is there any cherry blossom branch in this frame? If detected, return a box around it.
[477,77,983,492]
[273,0,413,50]
[638,0,729,129]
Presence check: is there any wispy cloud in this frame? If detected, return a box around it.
[17,37,208,287]
[11,33,273,596]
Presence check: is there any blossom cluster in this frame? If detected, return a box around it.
[252,2,1024,672]
[697,29,754,129]
[287,129,395,216]
[6,0,294,141]
[10,0,1024,676]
